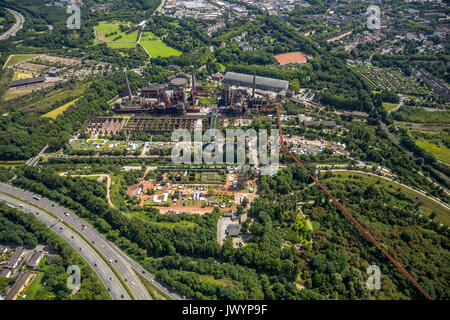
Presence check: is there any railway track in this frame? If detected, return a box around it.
[275,106,433,300]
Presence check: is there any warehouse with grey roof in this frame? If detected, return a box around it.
[223,72,289,92]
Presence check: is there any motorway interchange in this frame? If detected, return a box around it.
[0,182,185,300]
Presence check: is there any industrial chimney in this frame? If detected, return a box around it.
[252,70,256,98]
[123,70,133,100]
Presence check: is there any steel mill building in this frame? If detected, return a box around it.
[223,72,289,92]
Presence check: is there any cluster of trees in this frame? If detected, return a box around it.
[0,203,109,299]
[11,166,321,299]
[0,72,134,161]
[303,175,450,299]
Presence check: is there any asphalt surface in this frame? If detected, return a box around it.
[0,8,24,40]
[0,193,130,300]
[0,182,186,300]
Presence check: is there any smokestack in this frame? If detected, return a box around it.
[252,70,256,98]
[191,66,196,93]
[123,70,133,100]
[225,84,230,105]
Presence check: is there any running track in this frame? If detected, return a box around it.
[276,106,432,300]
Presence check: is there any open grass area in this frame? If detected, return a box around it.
[107,42,137,49]
[140,32,161,41]
[95,21,138,44]
[2,90,32,101]
[17,82,88,113]
[324,171,450,226]
[23,273,44,300]
[382,102,398,112]
[415,139,450,164]
[41,97,81,119]
[3,54,39,69]
[140,41,181,58]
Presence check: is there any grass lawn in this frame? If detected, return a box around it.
[3,54,39,69]
[19,82,88,112]
[324,171,450,226]
[2,90,32,101]
[107,42,137,49]
[140,32,161,41]
[140,41,181,58]
[415,139,450,164]
[23,273,44,300]
[382,102,398,112]
[95,21,138,43]
[41,97,81,119]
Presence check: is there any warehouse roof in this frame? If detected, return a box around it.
[10,76,46,87]
[223,72,289,91]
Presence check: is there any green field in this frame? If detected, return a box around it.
[382,102,398,112]
[140,31,161,41]
[107,42,137,49]
[18,82,88,113]
[23,273,44,300]
[416,139,450,164]
[140,41,181,58]
[3,54,39,69]
[95,21,138,45]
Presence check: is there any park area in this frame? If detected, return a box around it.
[140,41,181,58]
[3,54,39,69]
[95,21,138,45]
[124,171,257,214]
[94,21,181,57]
[71,138,143,154]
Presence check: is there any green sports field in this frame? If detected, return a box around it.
[140,41,181,58]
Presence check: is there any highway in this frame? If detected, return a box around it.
[0,8,24,40]
[0,182,185,300]
[0,193,130,300]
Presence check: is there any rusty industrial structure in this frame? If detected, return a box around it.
[113,69,279,118]
[84,69,283,137]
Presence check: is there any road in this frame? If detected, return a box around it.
[26,144,48,167]
[0,182,152,300]
[0,193,130,300]
[0,182,185,300]
[0,8,24,40]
